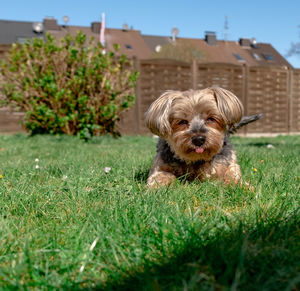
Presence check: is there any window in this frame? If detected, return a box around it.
[192,50,202,59]
[233,53,244,61]
[17,36,43,44]
[17,37,30,44]
[262,53,274,61]
[252,53,261,61]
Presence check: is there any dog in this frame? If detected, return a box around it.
[145,87,262,188]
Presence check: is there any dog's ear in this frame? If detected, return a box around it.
[210,87,244,128]
[145,91,182,137]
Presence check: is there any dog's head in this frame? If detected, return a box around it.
[146,87,243,162]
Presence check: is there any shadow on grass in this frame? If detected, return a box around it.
[76,210,300,291]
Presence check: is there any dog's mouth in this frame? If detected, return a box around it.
[195,146,204,154]
[186,145,205,155]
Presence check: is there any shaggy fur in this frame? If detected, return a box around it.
[146,87,261,187]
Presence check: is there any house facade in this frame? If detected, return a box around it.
[0,17,292,68]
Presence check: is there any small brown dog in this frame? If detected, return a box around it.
[146,87,261,187]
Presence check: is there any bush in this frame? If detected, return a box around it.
[0,32,138,139]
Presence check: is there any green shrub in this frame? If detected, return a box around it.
[0,32,138,139]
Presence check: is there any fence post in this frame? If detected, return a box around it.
[242,64,249,135]
[192,60,198,90]
[287,68,293,134]
[133,57,141,134]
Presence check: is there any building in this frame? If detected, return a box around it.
[143,33,292,67]
[0,18,151,60]
[0,17,293,68]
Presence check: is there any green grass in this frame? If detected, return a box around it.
[0,134,299,290]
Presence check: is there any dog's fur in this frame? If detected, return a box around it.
[146,87,261,187]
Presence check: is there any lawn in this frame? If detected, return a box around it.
[0,134,299,290]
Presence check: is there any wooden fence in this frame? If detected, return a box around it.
[1,56,300,135]
[118,59,300,135]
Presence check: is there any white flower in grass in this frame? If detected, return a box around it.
[79,237,99,273]
[35,158,39,162]
[267,144,275,149]
[62,175,68,181]
[79,264,85,272]
[89,237,99,251]
[104,167,111,174]
[35,165,40,170]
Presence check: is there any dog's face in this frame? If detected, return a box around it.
[146,87,243,162]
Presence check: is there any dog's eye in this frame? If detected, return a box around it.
[206,117,216,123]
[178,120,189,126]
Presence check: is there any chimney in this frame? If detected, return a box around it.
[91,22,101,34]
[43,17,60,31]
[205,31,217,45]
[239,38,251,47]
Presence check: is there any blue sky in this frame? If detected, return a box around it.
[1,0,300,67]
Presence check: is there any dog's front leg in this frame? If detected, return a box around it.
[147,170,176,188]
[147,155,176,188]
[210,161,241,184]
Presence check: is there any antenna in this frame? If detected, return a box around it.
[62,15,69,26]
[224,15,228,41]
[32,22,44,33]
[171,27,179,42]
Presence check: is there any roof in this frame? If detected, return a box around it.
[105,28,151,59]
[143,35,171,52]
[142,34,292,68]
[0,19,45,44]
[0,18,292,68]
[45,23,152,59]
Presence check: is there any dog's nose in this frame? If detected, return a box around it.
[192,136,206,146]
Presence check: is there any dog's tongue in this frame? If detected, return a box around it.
[195,147,204,154]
